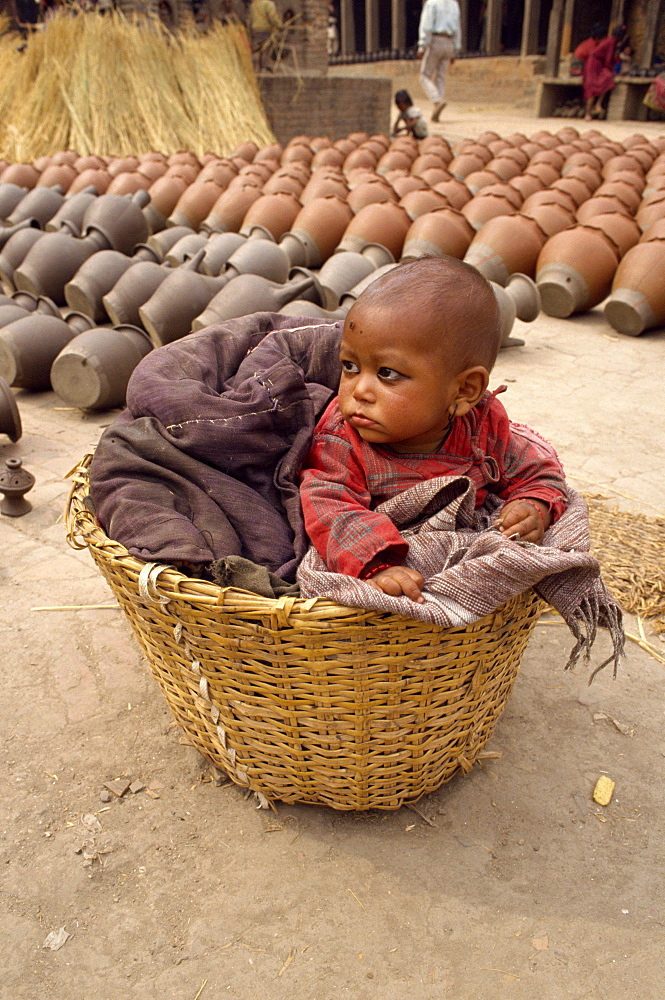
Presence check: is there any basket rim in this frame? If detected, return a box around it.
[65,450,538,627]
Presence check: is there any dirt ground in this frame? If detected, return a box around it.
[2,107,665,1000]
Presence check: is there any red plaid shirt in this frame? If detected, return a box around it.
[299,388,568,578]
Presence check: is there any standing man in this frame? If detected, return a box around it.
[249,0,282,70]
[417,0,461,122]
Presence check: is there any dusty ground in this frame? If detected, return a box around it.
[2,107,665,1000]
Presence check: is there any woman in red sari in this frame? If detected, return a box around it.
[583,25,627,120]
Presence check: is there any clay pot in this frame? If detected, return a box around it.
[347,180,394,213]
[102,260,171,327]
[521,202,575,238]
[431,178,473,210]
[282,144,314,167]
[199,185,262,234]
[575,196,632,225]
[239,162,275,185]
[448,153,487,181]
[254,143,283,163]
[410,153,449,176]
[490,274,541,348]
[0,313,80,389]
[399,189,449,221]
[199,232,247,276]
[375,150,412,175]
[142,176,188,234]
[300,174,350,204]
[13,232,103,305]
[562,151,602,174]
[68,168,111,196]
[522,188,576,214]
[582,213,641,260]
[50,323,152,410]
[137,162,168,185]
[224,238,291,283]
[390,175,428,199]
[163,163,200,186]
[524,162,560,186]
[0,183,30,221]
[0,227,47,292]
[312,147,345,170]
[401,207,475,260]
[44,189,99,237]
[0,374,21,441]
[0,303,32,327]
[81,190,150,255]
[478,183,523,209]
[419,167,453,187]
[145,225,196,261]
[639,218,665,242]
[279,196,354,268]
[464,169,501,195]
[485,157,521,182]
[0,163,40,189]
[602,156,644,180]
[636,196,665,233]
[240,192,302,242]
[550,176,592,208]
[107,156,140,178]
[165,180,223,230]
[317,251,377,308]
[37,164,77,192]
[508,174,545,201]
[64,250,135,322]
[230,142,258,163]
[106,171,152,197]
[419,136,452,160]
[191,272,321,331]
[455,142,492,164]
[564,164,602,193]
[603,241,665,336]
[195,159,237,187]
[139,250,232,346]
[461,193,517,231]
[278,299,348,320]
[536,225,619,317]
[336,201,411,260]
[334,139,356,158]
[464,213,547,283]
[262,172,304,198]
[6,186,65,228]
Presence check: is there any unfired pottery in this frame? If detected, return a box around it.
[279,196,354,268]
[0,313,80,389]
[50,323,153,410]
[64,250,135,322]
[191,272,321,331]
[604,240,665,336]
[536,225,619,317]
[401,207,475,260]
[464,213,547,283]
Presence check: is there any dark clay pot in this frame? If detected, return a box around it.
[13,232,102,306]
[0,227,46,292]
[317,251,377,308]
[163,232,209,266]
[0,184,30,221]
[0,313,80,390]
[6,186,65,228]
[0,374,21,441]
[81,190,150,255]
[64,250,136,322]
[102,261,173,327]
[139,251,231,346]
[224,238,291,283]
[44,188,99,236]
[191,273,321,331]
[50,323,153,410]
[200,232,247,276]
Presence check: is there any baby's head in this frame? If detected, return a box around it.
[338,256,501,454]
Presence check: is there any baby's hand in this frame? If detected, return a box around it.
[366,566,425,603]
[496,499,551,544]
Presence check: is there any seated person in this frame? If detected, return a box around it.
[299,257,567,603]
[392,89,429,139]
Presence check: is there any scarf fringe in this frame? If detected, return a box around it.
[563,580,624,681]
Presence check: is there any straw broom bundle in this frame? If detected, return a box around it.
[0,11,275,159]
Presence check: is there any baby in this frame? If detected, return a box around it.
[299,257,568,603]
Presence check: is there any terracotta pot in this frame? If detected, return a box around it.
[575,195,632,225]
[195,159,236,188]
[464,168,502,195]
[390,175,428,199]
[107,156,140,178]
[334,139,356,158]
[240,192,302,242]
[43,188,98,238]
[230,141,258,163]
[419,167,453,187]
[312,147,345,170]
[139,250,231,346]
[582,213,640,259]
[448,153,487,181]
[564,164,602,193]
[300,174,350,204]
[461,193,517,231]
[464,213,547,283]
[485,157,521,182]
[82,190,150,255]
[224,238,291,283]
[508,174,545,201]
[522,188,576,214]
[0,227,47,292]
[162,232,209,267]
[254,143,283,163]
[410,153,449,176]
[64,250,135,322]
[592,180,641,215]
[521,201,575,238]
[13,232,102,305]
[339,263,398,307]
[0,313,79,389]
[68,168,111,196]
[639,218,665,242]
[399,189,449,221]
[37,164,77,192]
[562,151,602,174]
[346,180,393,213]
[336,201,411,259]
[455,142,492,164]
[279,196,354,268]
[200,232,247,276]
[0,183,30,221]
[550,176,592,207]
[0,163,40,189]
[536,225,619,317]
[401,207,475,260]
[136,161,168,185]
[167,150,202,169]
[167,180,225,229]
[50,323,152,410]
[163,163,201,186]
[431,178,472,210]
[524,162,560,186]
[603,241,665,336]
[7,186,65,228]
[602,155,644,180]
[106,171,152,197]
[317,250,377,308]
[478,183,523,208]
[200,184,262,234]
[375,150,412,175]
[143,175,188,234]
[191,272,321,331]
[282,144,314,167]
[636,196,665,233]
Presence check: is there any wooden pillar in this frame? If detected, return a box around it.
[365,0,379,52]
[560,0,574,56]
[545,0,565,77]
[639,0,660,69]
[391,0,405,50]
[521,0,540,56]
[609,0,625,31]
[485,0,502,55]
[339,0,354,54]
[458,0,468,53]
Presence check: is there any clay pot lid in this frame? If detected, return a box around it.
[551,176,592,207]
[583,212,641,257]
[390,175,428,198]
[0,375,21,442]
[524,162,560,186]
[575,196,632,225]
[431,178,472,209]
[464,169,503,195]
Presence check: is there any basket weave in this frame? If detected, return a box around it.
[66,453,544,811]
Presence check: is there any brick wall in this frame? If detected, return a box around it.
[259,72,391,142]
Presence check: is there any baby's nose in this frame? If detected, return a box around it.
[352,373,375,399]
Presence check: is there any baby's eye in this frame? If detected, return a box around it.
[341,359,359,374]
[377,367,403,381]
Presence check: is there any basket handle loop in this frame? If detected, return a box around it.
[138,562,171,606]
[273,594,297,627]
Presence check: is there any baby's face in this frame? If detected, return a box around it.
[337,303,461,454]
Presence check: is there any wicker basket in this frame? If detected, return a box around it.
[66,453,544,811]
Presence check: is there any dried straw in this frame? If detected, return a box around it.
[0,11,274,159]
[585,494,665,633]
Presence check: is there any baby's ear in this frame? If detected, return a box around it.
[454,366,490,415]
